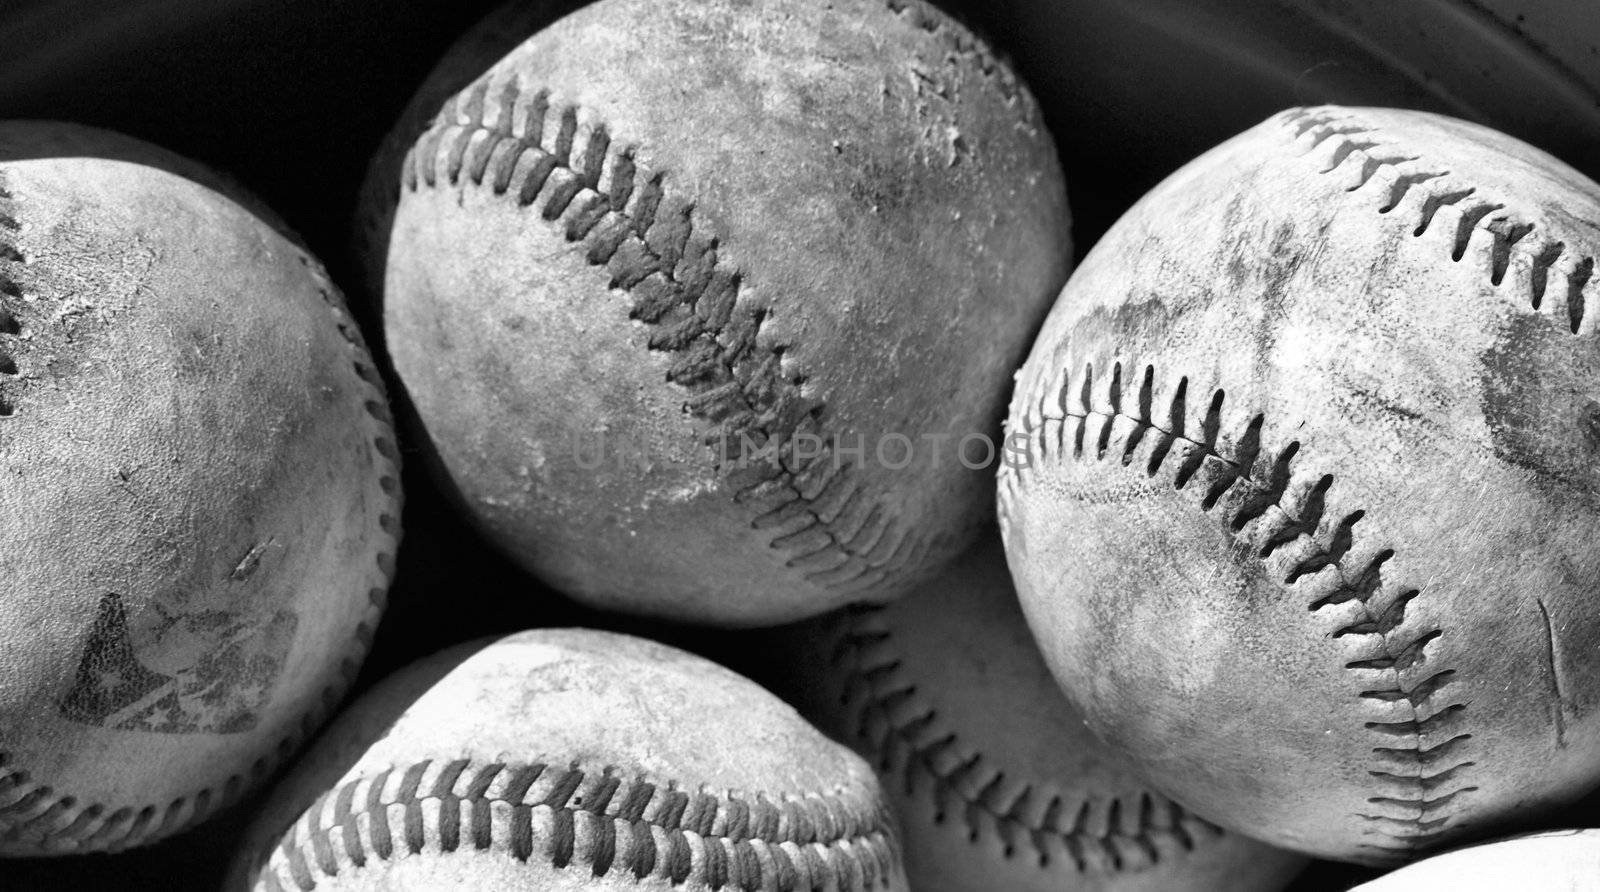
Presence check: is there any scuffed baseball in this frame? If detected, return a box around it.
[369,0,1070,625]
[1352,829,1600,890]
[999,105,1600,863]
[230,628,908,891]
[782,538,1306,891]
[0,122,399,855]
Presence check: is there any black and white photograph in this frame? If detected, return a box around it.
[2,1,1599,889]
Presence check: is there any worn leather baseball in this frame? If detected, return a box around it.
[1352,829,1600,890]
[782,537,1305,891]
[0,122,400,855]
[999,105,1600,863]
[371,0,1070,625]
[230,628,907,891]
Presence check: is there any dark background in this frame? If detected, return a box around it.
[1,0,1597,888]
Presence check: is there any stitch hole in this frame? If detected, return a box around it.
[1487,219,1536,286]
[1321,137,1375,173]
[0,309,18,335]
[1233,441,1302,536]
[1569,257,1593,335]
[1529,242,1566,310]
[1284,512,1368,588]
[1379,171,1446,214]
[1146,434,1174,477]
[0,354,16,375]
[1308,546,1393,611]
[1199,388,1225,447]
[1094,414,1114,459]
[1137,364,1155,418]
[1172,461,1196,490]
[1171,387,1225,489]
[1414,187,1476,238]
[1269,487,1344,565]
[1452,202,1504,262]
[1232,414,1265,474]
[1198,472,1236,511]
[0,397,15,417]
[1168,376,1188,436]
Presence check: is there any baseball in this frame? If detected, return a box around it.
[370,0,1070,625]
[999,105,1600,862]
[230,628,907,891]
[1352,829,1600,890]
[785,538,1306,891]
[0,122,399,855]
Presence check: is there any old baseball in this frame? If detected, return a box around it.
[784,538,1306,891]
[1352,829,1600,890]
[371,0,1070,624]
[0,122,399,855]
[999,106,1600,862]
[230,628,907,891]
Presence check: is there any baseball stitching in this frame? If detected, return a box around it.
[830,606,1226,873]
[1282,107,1594,332]
[997,105,1599,857]
[246,759,899,891]
[0,178,25,416]
[884,0,1029,110]
[361,0,1037,278]
[0,172,404,853]
[401,74,938,594]
[1000,362,1470,857]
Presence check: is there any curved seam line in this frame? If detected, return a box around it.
[833,606,1224,872]
[1280,106,1595,335]
[401,75,931,593]
[252,760,898,892]
[998,358,1474,854]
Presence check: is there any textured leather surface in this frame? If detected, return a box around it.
[1352,829,1600,890]
[0,122,398,855]
[783,537,1308,891]
[232,629,907,891]
[1001,106,1600,863]
[375,0,1071,624]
